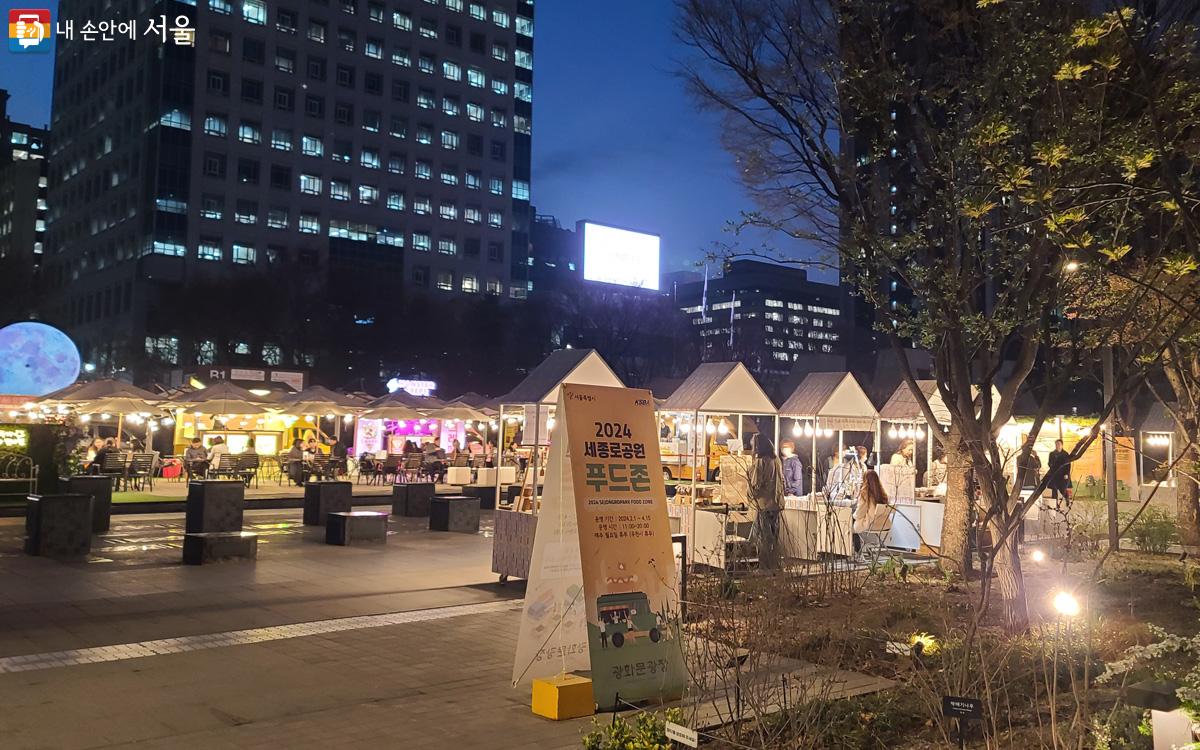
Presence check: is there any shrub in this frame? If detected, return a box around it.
[581,708,683,750]
[1122,506,1179,555]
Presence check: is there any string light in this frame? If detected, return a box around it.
[792,421,802,437]
[717,422,728,435]
[705,422,716,435]
[887,426,898,439]
[803,423,814,437]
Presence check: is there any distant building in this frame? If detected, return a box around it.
[0,89,48,284]
[38,1,534,378]
[675,259,844,380]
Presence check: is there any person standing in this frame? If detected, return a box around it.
[780,440,805,497]
[890,439,915,466]
[747,434,784,570]
[1046,439,1072,504]
[854,469,892,554]
[286,439,306,486]
[1016,434,1042,489]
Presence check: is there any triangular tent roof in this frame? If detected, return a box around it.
[500,349,623,405]
[879,380,1001,426]
[1139,401,1177,433]
[660,362,776,414]
[778,372,877,430]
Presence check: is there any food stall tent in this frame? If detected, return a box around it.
[1138,401,1177,490]
[659,362,778,568]
[879,380,1003,552]
[777,371,879,500]
[491,348,624,582]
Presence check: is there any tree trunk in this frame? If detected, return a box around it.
[991,516,1030,632]
[1176,428,1200,552]
[940,424,972,579]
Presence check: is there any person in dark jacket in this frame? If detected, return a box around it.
[1046,439,1072,502]
[780,440,805,497]
[328,437,348,478]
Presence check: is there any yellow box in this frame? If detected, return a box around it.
[531,673,595,720]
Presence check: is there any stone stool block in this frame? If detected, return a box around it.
[326,511,388,545]
[185,480,245,533]
[303,481,353,526]
[25,494,93,559]
[446,466,472,485]
[463,485,496,510]
[390,483,409,516]
[65,475,114,533]
[183,532,258,565]
[430,495,480,534]
[403,482,435,517]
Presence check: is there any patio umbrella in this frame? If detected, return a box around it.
[449,392,500,414]
[427,404,491,423]
[359,404,426,421]
[366,391,445,410]
[279,385,367,408]
[170,381,271,416]
[73,396,165,444]
[43,379,162,403]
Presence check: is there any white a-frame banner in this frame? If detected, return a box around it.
[511,391,589,686]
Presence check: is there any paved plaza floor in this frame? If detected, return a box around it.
[0,509,593,749]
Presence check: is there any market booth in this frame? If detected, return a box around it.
[657,362,778,569]
[491,349,624,582]
[773,372,879,561]
[777,371,879,499]
[168,382,277,454]
[1138,402,1177,491]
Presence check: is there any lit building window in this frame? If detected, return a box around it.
[232,243,257,265]
[300,174,322,194]
[198,240,223,261]
[204,114,227,137]
[302,135,323,157]
[412,232,431,251]
[243,0,267,24]
[438,237,457,255]
[462,274,479,293]
[436,272,454,291]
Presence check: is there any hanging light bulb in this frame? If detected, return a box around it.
[915,427,926,440]
[420,419,428,425]
[792,420,802,437]
[194,410,204,417]
[547,417,556,430]
[80,414,92,423]
[823,428,834,438]
[397,421,407,429]
[887,426,898,439]
[325,413,336,420]
[162,416,175,426]
[490,420,498,429]
[717,422,728,435]
[506,416,517,424]
[705,422,716,434]
[803,423,814,437]
[343,414,354,423]
[100,413,111,421]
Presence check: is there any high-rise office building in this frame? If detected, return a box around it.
[675,259,844,380]
[40,0,532,379]
[0,89,49,299]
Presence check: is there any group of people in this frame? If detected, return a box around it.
[284,436,348,486]
[745,433,894,569]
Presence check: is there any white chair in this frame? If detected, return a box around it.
[857,507,895,566]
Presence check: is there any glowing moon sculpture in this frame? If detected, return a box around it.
[0,322,82,396]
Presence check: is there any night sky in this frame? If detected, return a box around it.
[0,0,824,276]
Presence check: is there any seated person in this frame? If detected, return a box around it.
[286,439,306,486]
[853,470,892,554]
[183,437,209,477]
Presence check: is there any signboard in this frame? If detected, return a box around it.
[942,695,983,720]
[561,383,686,710]
[387,378,437,397]
[230,368,266,382]
[521,404,553,446]
[0,426,29,451]
[511,409,590,687]
[355,418,384,456]
[270,370,306,391]
[581,222,661,290]
[664,722,699,748]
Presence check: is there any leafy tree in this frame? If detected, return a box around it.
[678,0,1195,630]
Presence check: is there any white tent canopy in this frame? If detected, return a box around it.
[499,349,623,406]
[660,362,776,415]
[879,380,1002,427]
[778,372,878,431]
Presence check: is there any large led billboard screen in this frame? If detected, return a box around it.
[581,222,661,290]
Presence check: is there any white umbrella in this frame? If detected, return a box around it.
[170,381,271,415]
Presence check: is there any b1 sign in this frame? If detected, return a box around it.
[582,222,660,290]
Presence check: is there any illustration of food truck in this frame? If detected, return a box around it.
[597,591,662,648]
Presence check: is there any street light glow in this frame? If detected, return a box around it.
[1031,549,1046,563]
[1052,591,1080,618]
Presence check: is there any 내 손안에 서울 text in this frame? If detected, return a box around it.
[7,8,195,49]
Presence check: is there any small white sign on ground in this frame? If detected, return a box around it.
[664,721,699,748]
